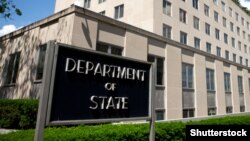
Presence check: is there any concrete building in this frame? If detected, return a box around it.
[0,0,250,120]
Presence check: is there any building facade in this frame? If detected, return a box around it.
[55,0,250,68]
[0,1,250,120]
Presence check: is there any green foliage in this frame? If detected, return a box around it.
[1,115,250,141]
[0,0,22,19]
[232,0,250,16]
[0,99,38,129]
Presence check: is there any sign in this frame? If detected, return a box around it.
[46,44,152,124]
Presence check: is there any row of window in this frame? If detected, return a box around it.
[5,41,250,87]
[182,63,246,118]
[216,47,248,66]
[164,0,250,31]
[163,26,250,66]
[182,64,246,93]
[84,0,124,19]
[191,0,250,30]
[163,0,250,55]
[3,43,123,85]
[84,0,106,8]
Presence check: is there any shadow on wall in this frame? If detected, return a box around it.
[81,18,92,48]
[0,31,42,99]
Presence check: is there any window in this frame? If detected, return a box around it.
[244,45,247,53]
[221,1,226,12]
[204,4,209,16]
[148,56,164,85]
[240,106,245,112]
[180,31,187,45]
[224,33,228,44]
[5,52,21,85]
[163,0,171,16]
[213,0,218,5]
[225,72,232,114]
[179,9,187,23]
[36,45,47,80]
[229,7,233,17]
[194,37,200,49]
[98,0,106,4]
[163,24,172,39]
[237,27,240,36]
[243,31,246,39]
[216,47,221,57]
[84,0,91,8]
[99,11,105,15]
[193,16,199,30]
[238,41,241,50]
[224,73,231,92]
[182,63,195,118]
[240,56,243,65]
[233,54,236,63]
[192,0,198,9]
[231,38,235,48]
[225,50,229,60]
[223,17,227,27]
[206,42,211,53]
[230,22,234,32]
[206,69,215,91]
[96,43,123,56]
[182,64,193,89]
[183,109,195,118]
[238,76,244,94]
[207,92,216,116]
[247,22,250,30]
[226,106,233,114]
[246,59,248,67]
[114,4,124,19]
[214,11,219,22]
[215,28,220,40]
[156,110,164,120]
[208,106,216,116]
[241,17,245,26]
[238,76,245,112]
[248,78,250,91]
[236,12,239,21]
[206,69,216,116]
[205,23,210,35]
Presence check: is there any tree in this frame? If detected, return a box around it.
[232,0,250,16]
[0,0,22,19]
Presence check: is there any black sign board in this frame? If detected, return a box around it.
[46,44,151,124]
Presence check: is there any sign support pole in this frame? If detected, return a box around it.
[34,41,56,141]
[149,62,156,141]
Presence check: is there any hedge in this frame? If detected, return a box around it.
[0,115,250,141]
[0,99,38,129]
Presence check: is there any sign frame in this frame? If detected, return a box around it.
[35,41,155,141]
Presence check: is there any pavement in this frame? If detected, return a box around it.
[0,129,16,134]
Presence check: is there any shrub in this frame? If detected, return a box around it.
[0,101,250,141]
[0,99,38,129]
[1,115,250,141]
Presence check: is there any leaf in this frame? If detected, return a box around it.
[0,5,4,13]
[15,8,21,16]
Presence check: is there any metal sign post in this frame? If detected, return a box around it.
[149,62,156,141]
[34,41,56,141]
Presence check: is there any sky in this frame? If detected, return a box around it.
[0,0,250,36]
[0,0,55,36]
